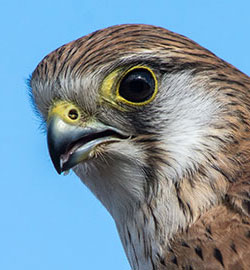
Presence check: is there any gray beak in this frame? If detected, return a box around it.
[47,116,127,174]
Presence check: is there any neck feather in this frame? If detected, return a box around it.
[114,169,227,270]
[74,146,229,270]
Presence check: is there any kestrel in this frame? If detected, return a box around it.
[30,24,250,270]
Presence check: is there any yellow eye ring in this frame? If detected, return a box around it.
[116,66,158,106]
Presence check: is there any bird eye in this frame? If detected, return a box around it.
[68,109,79,120]
[117,67,157,105]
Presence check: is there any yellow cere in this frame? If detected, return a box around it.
[100,65,158,109]
[48,101,81,124]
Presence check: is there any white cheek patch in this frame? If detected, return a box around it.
[155,71,221,180]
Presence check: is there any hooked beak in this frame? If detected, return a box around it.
[47,115,128,174]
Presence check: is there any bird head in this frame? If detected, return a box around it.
[30,24,250,269]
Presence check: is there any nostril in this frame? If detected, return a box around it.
[68,109,79,120]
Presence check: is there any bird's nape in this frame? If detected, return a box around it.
[30,24,250,270]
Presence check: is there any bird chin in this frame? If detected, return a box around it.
[72,144,148,218]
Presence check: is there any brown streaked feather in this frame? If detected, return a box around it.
[164,205,250,270]
[165,108,250,269]
[30,24,250,270]
[32,24,232,81]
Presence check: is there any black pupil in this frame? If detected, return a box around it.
[118,69,155,103]
[68,109,78,120]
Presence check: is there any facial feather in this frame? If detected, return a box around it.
[30,24,250,270]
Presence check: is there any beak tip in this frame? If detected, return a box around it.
[49,150,63,175]
[56,168,63,175]
[54,163,63,175]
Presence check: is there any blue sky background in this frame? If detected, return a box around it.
[1,1,250,269]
